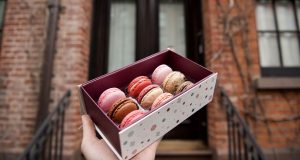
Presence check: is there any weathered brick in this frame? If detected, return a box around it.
[1,0,299,159]
[204,0,300,158]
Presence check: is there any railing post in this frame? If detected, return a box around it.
[243,131,249,160]
[59,105,66,160]
[227,106,232,160]
[237,123,241,160]
[54,113,60,159]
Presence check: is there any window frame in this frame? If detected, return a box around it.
[0,0,7,46]
[256,0,300,77]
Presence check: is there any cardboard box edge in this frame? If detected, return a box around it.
[77,84,87,115]
[95,125,123,160]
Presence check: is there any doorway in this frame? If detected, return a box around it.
[89,0,207,147]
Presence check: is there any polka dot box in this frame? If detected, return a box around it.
[78,49,218,160]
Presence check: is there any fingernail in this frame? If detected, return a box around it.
[81,114,89,120]
[78,124,83,131]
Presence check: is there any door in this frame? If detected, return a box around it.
[89,0,207,144]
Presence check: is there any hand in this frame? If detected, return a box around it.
[81,115,161,160]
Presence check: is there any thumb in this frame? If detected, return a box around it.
[82,115,96,138]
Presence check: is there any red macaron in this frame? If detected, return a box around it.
[120,110,145,129]
[127,76,152,98]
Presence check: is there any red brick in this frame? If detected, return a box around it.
[1,0,299,159]
[204,0,300,158]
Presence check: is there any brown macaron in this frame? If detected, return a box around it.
[108,98,139,124]
[175,81,194,94]
[162,71,186,94]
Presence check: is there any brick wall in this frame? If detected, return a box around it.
[253,91,300,159]
[0,0,93,158]
[0,0,47,157]
[1,0,299,159]
[203,0,300,159]
[49,0,92,157]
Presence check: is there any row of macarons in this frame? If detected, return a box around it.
[97,64,194,129]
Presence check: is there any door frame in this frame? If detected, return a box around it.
[89,0,207,143]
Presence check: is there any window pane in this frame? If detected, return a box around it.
[256,0,276,31]
[258,33,281,67]
[159,0,186,56]
[108,1,135,72]
[275,0,297,31]
[0,1,5,28]
[296,1,300,28]
[280,33,300,66]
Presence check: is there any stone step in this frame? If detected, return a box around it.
[155,140,213,160]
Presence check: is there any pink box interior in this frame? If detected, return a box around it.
[80,50,213,154]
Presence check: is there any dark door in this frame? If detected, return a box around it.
[89,0,206,143]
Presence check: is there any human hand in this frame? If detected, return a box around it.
[81,115,161,160]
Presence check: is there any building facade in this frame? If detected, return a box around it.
[0,0,299,159]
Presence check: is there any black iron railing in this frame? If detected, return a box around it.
[18,91,71,160]
[221,89,266,160]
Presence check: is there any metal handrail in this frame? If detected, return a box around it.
[17,90,71,160]
[221,88,266,160]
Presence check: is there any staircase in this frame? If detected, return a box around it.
[17,91,71,160]
[221,88,266,160]
[156,140,212,160]
[155,88,267,160]
[17,88,266,160]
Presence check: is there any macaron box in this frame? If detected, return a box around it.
[78,49,218,160]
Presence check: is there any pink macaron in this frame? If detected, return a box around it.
[151,93,174,110]
[120,110,145,129]
[97,88,126,113]
[151,64,173,85]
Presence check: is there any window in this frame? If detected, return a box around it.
[159,0,186,56]
[106,0,192,71]
[108,0,136,72]
[256,0,300,76]
[0,0,6,38]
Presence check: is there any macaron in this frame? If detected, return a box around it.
[175,81,194,94]
[120,110,145,129]
[127,76,152,98]
[151,64,173,85]
[97,88,126,113]
[137,84,163,110]
[151,93,173,110]
[162,71,186,94]
[108,98,139,124]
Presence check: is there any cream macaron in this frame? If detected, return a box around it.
[162,71,186,94]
